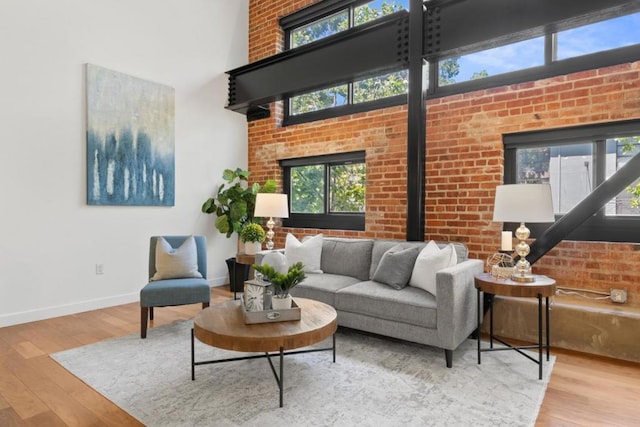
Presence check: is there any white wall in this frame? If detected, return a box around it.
[0,0,249,326]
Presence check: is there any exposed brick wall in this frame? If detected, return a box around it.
[249,103,411,243]
[426,63,640,305]
[248,0,316,62]
[247,0,640,304]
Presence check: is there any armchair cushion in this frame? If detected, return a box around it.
[151,236,202,281]
[140,277,210,308]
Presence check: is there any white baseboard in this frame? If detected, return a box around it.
[0,278,226,328]
[0,293,140,328]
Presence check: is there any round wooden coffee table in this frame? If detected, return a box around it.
[191,297,337,407]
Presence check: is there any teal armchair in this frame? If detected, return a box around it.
[140,235,211,338]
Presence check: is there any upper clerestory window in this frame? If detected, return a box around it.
[288,1,409,49]
[437,11,640,87]
[283,1,410,124]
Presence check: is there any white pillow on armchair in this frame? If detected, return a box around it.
[151,236,203,281]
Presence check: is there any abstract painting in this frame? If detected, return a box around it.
[86,64,175,206]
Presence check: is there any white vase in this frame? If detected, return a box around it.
[244,241,262,255]
[271,295,292,310]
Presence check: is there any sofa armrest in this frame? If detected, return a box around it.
[435,259,484,350]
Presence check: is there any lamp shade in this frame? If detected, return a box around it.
[254,193,289,218]
[493,184,555,223]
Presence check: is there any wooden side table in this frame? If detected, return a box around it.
[474,272,556,380]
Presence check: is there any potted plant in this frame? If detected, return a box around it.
[201,168,276,238]
[201,168,276,292]
[240,222,266,255]
[253,262,306,309]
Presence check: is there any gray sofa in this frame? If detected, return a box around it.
[259,237,483,367]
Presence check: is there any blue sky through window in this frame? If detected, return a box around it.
[557,12,640,60]
[364,0,409,11]
[455,37,545,82]
[446,12,640,84]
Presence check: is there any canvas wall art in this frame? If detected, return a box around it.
[86,64,175,206]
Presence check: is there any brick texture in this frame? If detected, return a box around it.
[247,0,640,304]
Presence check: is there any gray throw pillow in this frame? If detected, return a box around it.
[372,244,421,289]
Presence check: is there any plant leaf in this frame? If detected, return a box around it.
[201,198,215,213]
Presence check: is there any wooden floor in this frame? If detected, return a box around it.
[1,286,639,426]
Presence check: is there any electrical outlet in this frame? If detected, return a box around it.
[610,289,627,303]
[96,264,104,275]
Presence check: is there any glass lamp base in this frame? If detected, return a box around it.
[511,273,536,283]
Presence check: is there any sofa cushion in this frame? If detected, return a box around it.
[290,273,361,307]
[369,240,427,279]
[409,243,458,296]
[439,241,468,262]
[335,280,437,329]
[321,238,373,281]
[372,244,421,289]
[285,233,323,273]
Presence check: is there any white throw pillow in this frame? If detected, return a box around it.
[409,242,457,296]
[151,236,203,281]
[261,251,289,274]
[285,233,323,273]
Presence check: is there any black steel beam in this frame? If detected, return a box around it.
[406,0,426,241]
[529,152,640,264]
[227,12,410,115]
[231,0,640,116]
[424,0,640,59]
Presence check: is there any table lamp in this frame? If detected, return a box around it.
[493,184,555,282]
[253,193,289,250]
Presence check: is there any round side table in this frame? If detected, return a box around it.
[474,272,556,380]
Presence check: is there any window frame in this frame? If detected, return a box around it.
[503,120,640,243]
[281,0,409,126]
[279,1,640,125]
[280,151,366,231]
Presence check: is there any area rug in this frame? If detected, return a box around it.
[51,320,554,427]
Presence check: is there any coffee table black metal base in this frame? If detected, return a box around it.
[191,329,336,407]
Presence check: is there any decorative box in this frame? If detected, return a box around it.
[243,279,273,312]
[240,296,301,324]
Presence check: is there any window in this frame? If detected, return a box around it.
[290,84,348,115]
[556,12,640,60]
[289,70,409,118]
[504,121,640,242]
[515,144,594,214]
[353,70,409,103]
[354,0,408,27]
[287,0,409,49]
[606,137,640,215]
[281,151,366,230]
[283,0,409,125]
[290,10,349,49]
[436,11,640,91]
[439,37,545,86]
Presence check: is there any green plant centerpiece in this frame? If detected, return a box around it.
[201,168,277,238]
[240,222,266,243]
[253,262,306,309]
